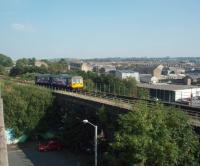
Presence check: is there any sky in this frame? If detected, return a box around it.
[1,0,200,60]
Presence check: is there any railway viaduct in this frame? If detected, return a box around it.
[53,90,200,127]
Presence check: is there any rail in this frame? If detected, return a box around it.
[53,88,200,120]
[1,76,200,122]
[55,89,200,126]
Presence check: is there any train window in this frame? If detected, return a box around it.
[73,79,78,83]
[72,77,83,83]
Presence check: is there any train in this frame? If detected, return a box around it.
[35,74,84,90]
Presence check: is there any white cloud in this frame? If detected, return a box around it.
[11,23,35,32]
[12,23,25,31]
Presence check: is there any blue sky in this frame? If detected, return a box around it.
[1,0,200,60]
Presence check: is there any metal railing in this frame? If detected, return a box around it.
[54,88,200,122]
[1,76,200,121]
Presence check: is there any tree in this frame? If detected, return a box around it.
[124,77,137,96]
[84,79,95,91]
[16,58,30,67]
[0,65,6,75]
[9,66,25,76]
[137,87,150,99]
[0,53,13,67]
[3,83,54,137]
[72,71,137,96]
[10,58,50,76]
[107,102,199,166]
[29,58,36,66]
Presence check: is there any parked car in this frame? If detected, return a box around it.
[38,140,64,152]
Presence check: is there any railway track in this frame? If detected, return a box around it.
[1,76,200,120]
[65,89,200,119]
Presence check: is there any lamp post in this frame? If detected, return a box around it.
[82,119,97,166]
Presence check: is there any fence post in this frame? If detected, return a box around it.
[114,83,116,95]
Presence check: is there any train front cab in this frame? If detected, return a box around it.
[70,76,84,90]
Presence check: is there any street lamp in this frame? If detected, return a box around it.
[82,119,98,166]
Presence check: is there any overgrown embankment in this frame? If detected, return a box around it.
[2,82,55,138]
[1,81,200,165]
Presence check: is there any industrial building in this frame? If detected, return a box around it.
[137,83,200,102]
[115,70,140,82]
[69,61,92,72]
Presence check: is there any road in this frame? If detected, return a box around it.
[8,143,91,166]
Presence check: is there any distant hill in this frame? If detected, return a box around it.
[0,54,13,67]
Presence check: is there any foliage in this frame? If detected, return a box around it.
[137,87,150,99]
[46,59,68,73]
[0,53,13,67]
[0,54,13,75]
[84,79,95,91]
[51,96,97,152]
[97,105,117,141]
[10,58,48,76]
[10,58,69,77]
[16,58,36,67]
[0,65,6,75]
[71,71,137,96]
[20,73,36,81]
[9,57,137,97]
[2,83,54,137]
[107,102,200,166]
[9,66,48,76]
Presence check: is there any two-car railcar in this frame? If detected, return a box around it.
[35,74,83,90]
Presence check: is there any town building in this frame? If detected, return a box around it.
[140,74,158,84]
[35,60,48,68]
[162,67,185,75]
[69,61,92,72]
[93,65,116,74]
[153,64,164,79]
[116,70,140,82]
[137,83,200,102]
[183,75,200,85]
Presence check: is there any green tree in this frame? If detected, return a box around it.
[16,58,36,67]
[0,65,6,75]
[47,60,68,73]
[72,71,137,96]
[137,87,150,99]
[124,77,137,96]
[9,65,25,76]
[3,83,54,137]
[107,102,199,166]
[84,79,95,91]
[0,53,13,67]
[10,58,50,76]
[16,58,30,67]
[29,58,36,66]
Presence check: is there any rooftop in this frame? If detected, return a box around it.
[117,70,138,73]
[137,83,200,91]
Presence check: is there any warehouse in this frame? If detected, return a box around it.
[115,70,140,82]
[137,83,200,102]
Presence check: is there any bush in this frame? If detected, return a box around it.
[108,101,200,166]
[2,83,54,137]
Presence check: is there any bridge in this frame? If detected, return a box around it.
[53,90,200,127]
